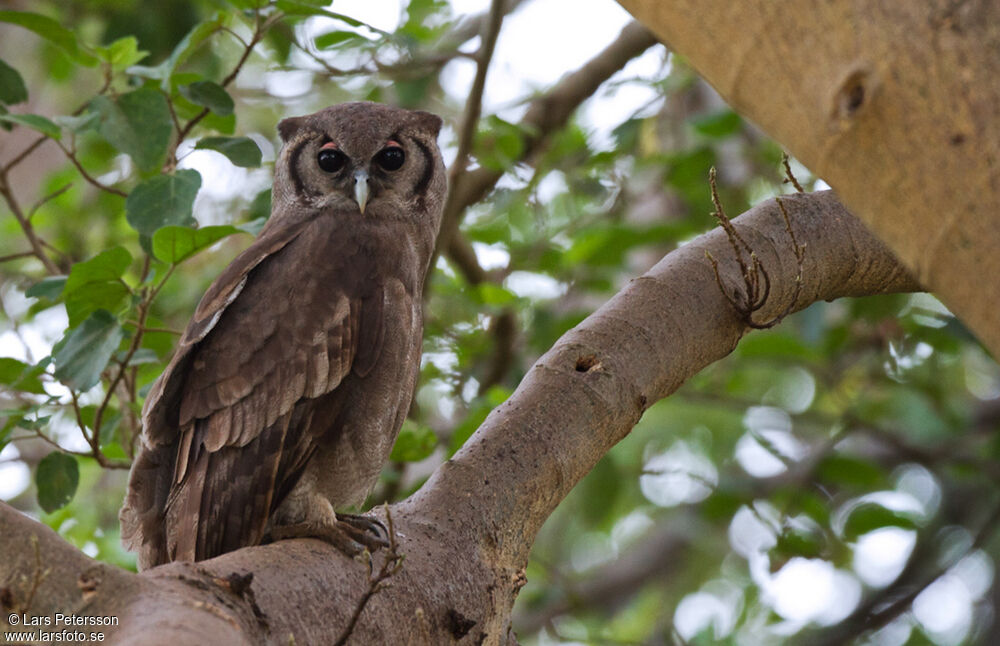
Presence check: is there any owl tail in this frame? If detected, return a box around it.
[119,443,174,570]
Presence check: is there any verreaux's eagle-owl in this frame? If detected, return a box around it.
[120,102,446,570]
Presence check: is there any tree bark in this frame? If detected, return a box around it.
[616,0,1000,357]
[1,191,918,644]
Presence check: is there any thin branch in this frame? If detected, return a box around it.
[448,0,505,187]
[782,152,805,192]
[0,75,112,176]
[91,265,174,448]
[705,167,807,329]
[1,135,50,175]
[332,506,404,646]
[28,183,73,219]
[173,11,281,151]
[0,178,61,274]
[0,251,35,264]
[56,142,127,197]
[10,430,92,459]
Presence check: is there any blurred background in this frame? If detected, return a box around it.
[1,1,998,644]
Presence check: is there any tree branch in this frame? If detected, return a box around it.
[436,20,658,259]
[448,0,505,194]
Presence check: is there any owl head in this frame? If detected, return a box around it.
[271,102,446,230]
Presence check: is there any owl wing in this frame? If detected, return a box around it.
[121,218,387,567]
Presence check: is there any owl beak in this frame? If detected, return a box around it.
[353,169,370,214]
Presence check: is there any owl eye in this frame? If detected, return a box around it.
[375,146,405,171]
[317,148,346,173]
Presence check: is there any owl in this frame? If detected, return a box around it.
[120,102,447,570]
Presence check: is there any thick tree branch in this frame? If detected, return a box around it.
[2,192,918,644]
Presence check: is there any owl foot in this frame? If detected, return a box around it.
[337,513,388,543]
[270,516,388,559]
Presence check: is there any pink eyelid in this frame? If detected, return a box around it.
[385,140,402,148]
[320,142,339,150]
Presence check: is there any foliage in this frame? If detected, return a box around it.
[0,2,997,644]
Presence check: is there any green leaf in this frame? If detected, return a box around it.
[125,169,201,236]
[0,10,98,67]
[122,348,160,366]
[194,136,262,168]
[691,110,743,138]
[36,452,79,513]
[274,1,371,28]
[90,87,173,174]
[0,113,61,139]
[99,36,148,72]
[179,81,234,116]
[52,112,100,134]
[771,526,825,561]
[152,224,243,264]
[126,14,227,89]
[579,455,621,527]
[314,30,370,49]
[25,275,67,300]
[0,357,46,394]
[476,116,526,171]
[390,420,438,462]
[244,188,271,223]
[52,309,125,391]
[842,502,919,542]
[817,455,884,489]
[0,58,28,104]
[63,246,132,327]
[476,283,517,306]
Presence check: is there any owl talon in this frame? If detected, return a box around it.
[336,513,389,546]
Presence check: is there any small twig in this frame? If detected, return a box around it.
[0,178,61,274]
[28,182,73,219]
[219,26,250,49]
[39,238,71,263]
[0,251,35,264]
[9,430,92,459]
[0,75,112,176]
[65,390,129,469]
[173,10,280,151]
[92,265,174,451]
[56,142,127,197]
[704,167,806,329]
[332,506,404,646]
[782,153,805,192]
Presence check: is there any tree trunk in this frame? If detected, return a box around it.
[1,192,918,644]
[617,0,1000,357]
